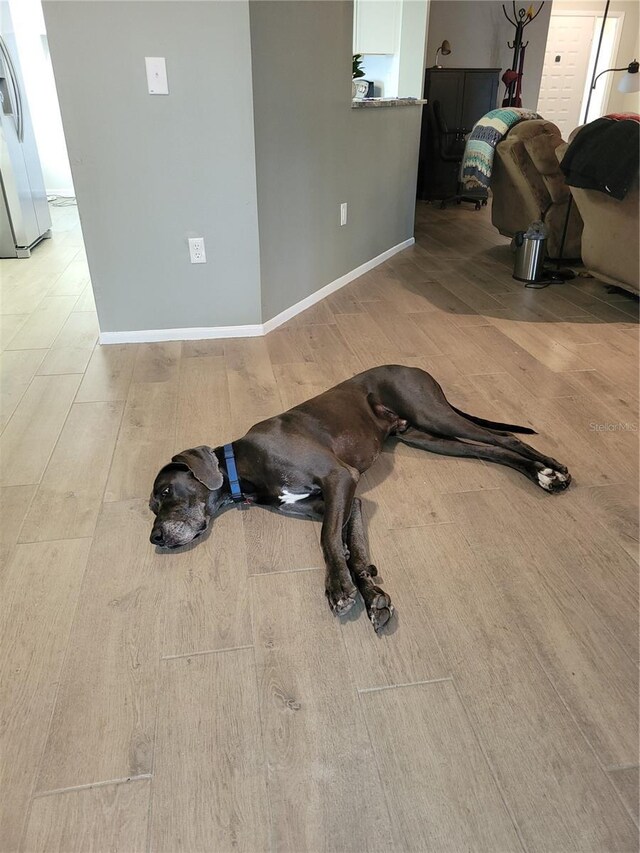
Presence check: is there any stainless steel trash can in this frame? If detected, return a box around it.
[512,229,547,283]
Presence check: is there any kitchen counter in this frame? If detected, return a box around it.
[351,97,427,109]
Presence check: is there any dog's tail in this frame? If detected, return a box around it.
[451,405,537,434]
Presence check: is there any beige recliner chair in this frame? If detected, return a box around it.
[491,119,583,259]
[556,130,639,296]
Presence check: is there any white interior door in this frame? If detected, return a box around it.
[537,14,595,140]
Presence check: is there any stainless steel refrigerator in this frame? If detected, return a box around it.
[0,1,51,258]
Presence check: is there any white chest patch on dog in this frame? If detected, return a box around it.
[279,489,311,505]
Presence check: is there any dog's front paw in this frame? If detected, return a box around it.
[325,581,357,616]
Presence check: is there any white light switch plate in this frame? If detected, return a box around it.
[145,57,168,95]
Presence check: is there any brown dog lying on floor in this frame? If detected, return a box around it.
[149,364,571,632]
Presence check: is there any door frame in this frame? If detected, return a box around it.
[540,9,625,126]
[581,9,625,123]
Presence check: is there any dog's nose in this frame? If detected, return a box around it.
[150,528,164,546]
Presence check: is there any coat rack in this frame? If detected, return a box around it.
[501,2,545,106]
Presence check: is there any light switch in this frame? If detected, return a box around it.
[145,57,168,95]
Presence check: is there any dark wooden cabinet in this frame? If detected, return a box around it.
[417,67,501,202]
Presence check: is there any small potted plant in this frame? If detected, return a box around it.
[352,54,368,99]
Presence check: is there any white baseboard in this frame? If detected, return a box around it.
[99,324,264,345]
[98,237,414,345]
[262,237,414,334]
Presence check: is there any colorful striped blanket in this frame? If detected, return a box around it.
[461,108,539,190]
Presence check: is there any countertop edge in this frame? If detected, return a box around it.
[351,98,428,109]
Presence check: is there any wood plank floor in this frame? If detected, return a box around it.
[1,201,638,852]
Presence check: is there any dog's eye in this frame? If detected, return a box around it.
[161,487,171,497]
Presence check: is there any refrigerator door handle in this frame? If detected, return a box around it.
[0,34,23,142]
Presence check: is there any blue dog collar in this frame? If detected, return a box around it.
[223,443,245,504]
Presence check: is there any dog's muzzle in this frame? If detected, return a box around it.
[150,519,207,549]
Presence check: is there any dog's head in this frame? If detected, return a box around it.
[149,446,224,548]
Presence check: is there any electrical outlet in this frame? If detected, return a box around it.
[188,237,206,264]
[340,202,347,226]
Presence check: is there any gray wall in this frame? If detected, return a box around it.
[249,0,422,323]
[43,1,262,332]
[44,0,423,333]
[426,0,552,110]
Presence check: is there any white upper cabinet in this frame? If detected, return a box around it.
[354,0,401,55]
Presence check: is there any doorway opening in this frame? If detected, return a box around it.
[536,10,623,140]
[1,0,75,257]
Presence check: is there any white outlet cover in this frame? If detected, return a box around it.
[188,237,207,264]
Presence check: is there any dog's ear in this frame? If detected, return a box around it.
[171,445,223,491]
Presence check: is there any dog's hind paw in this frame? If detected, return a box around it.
[325,585,357,616]
[536,465,571,493]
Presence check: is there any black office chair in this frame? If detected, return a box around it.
[420,101,487,210]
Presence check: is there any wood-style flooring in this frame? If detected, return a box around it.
[1,201,638,852]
